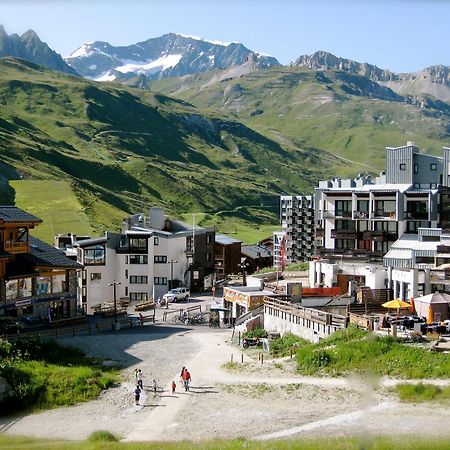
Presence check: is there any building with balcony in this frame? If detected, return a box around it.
[279,195,315,262]
[384,228,450,301]
[0,206,81,321]
[310,142,450,292]
[76,207,215,313]
[214,234,242,277]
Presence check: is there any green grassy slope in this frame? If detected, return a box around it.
[150,67,450,175]
[10,180,97,242]
[0,58,348,241]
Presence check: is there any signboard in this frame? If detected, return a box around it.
[15,299,31,307]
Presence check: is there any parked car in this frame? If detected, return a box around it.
[0,317,24,334]
[162,287,190,303]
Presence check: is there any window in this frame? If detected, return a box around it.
[154,255,167,263]
[400,163,406,170]
[125,269,128,279]
[83,244,105,265]
[335,200,351,217]
[154,277,168,285]
[130,275,148,284]
[430,163,437,171]
[129,255,148,264]
[414,164,418,174]
[430,183,437,188]
[335,239,355,250]
[90,273,101,281]
[129,237,147,250]
[415,256,434,264]
[36,276,52,295]
[154,237,159,246]
[207,235,212,244]
[52,274,67,293]
[130,292,148,301]
[125,256,128,264]
[125,287,128,296]
[206,252,211,261]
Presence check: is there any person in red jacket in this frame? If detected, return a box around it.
[182,368,191,391]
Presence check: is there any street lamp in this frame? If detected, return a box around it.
[239,261,249,286]
[108,280,121,329]
[167,259,178,290]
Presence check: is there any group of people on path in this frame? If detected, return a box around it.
[133,366,193,406]
[133,369,158,405]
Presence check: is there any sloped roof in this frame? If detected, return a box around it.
[0,206,42,224]
[19,237,82,269]
[241,244,272,259]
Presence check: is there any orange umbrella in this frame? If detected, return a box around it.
[427,305,434,324]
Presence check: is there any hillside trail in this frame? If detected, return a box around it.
[124,329,450,442]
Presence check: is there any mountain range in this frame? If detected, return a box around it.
[64,33,280,82]
[0,25,77,76]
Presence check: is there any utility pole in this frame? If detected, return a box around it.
[168,259,178,290]
[108,280,121,330]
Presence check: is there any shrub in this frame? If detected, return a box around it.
[244,328,267,339]
[296,346,332,375]
[88,430,119,442]
[270,333,306,356]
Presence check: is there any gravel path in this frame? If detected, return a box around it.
[1,321,450,442]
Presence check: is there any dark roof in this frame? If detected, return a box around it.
[241,244,272,259]
[75,237,108,247]
[0,206,42,224]
[19,237,82,269]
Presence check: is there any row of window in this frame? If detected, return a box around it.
[88,273,167,285]
[400,163,437,172]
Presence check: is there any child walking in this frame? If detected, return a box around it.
[171,380,176,394]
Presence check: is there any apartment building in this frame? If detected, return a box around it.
[0,206,81,321]
[76,207,215,313]
[214,234,242,276]
[310,142,450,292]
[279,195,315,262]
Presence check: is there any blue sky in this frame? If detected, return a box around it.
[1,0,448,72]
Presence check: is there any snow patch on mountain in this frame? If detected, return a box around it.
[176,33,235,47]
[67,44,93,59]
[93,71,116,82]
[115,54,182,75]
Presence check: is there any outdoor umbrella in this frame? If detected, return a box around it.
[382,299,411,309]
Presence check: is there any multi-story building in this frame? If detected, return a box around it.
[76,207,215,313]
[279,195,315,262]
[0,206,81,321]
[214,234,242,277]
[310,142,450,292]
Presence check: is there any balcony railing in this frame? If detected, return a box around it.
[404,211,428,220]
[331,229,357,239]
[374,210,396,219]
[3,240,29,254]
[354,211,369,219]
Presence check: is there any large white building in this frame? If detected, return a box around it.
[309,142,450,295]
[75,208,215,313]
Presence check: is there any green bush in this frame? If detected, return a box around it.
[243,328,267,339]
[88,430,119,442]
[270,333,306,356]
[296,346,332,375]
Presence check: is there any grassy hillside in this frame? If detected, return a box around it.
[0,58,346,242]
[10,180,99,242]
[150,66,450,175]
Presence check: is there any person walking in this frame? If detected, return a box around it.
[137,369,143,389]
[134,385,141,405]
[182,368,191,392]
[139,313,144,326]
[134,368,138,382]
[152,379,157,395]
[171,380,176,394]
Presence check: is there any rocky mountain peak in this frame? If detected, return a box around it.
[65,33,280,82]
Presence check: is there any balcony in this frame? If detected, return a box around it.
[354,211,369,219]
[116,246,147,254]
[374,210,396,220]
[404,211,428,220]
[362,231,398,242]
[323,210,352,219]
[3,240,29,254]
[317,248,383,262]
[331,229,357,239]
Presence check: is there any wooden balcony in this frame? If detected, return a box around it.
[3,240,29,254]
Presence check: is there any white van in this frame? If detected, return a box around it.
[162,287,190,303]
